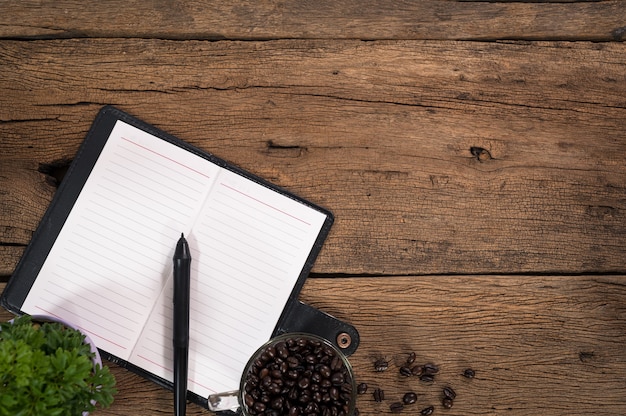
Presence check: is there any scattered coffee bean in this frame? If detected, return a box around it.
[374,358,389,372]
[411,365,424,376]
[390,402,404,413]
[419,374,435,383]
[420,405,435,415]
[361,353,474,414]
[423,363,439,375]
[442,386,456,400]
[373,388,384,402]
[462,368,476,379]
[402,392,417,405]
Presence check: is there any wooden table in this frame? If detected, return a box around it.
[2,2,626,415]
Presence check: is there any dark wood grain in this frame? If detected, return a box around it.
[1,39,625,276]
[2,1,625,415]
[1,0,626,41]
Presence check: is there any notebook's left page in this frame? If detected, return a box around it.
[21,120,220,360]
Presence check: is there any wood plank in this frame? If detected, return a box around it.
[2,275,625,415]
[0,247,23,282]
[1,0,626,41]
[0,160,54,243]
[1,39,625,276]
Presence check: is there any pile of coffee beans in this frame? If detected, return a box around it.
[242,335,355,416]
[356,351,476,414]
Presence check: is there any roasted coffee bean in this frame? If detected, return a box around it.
[402,392,417,405]
[373,388,384,402]
[299,392,311,404]
[287,356,300,368]
[266,345,277,358]
[399,366,413,377]
[420,405,435,415]
[262,375,273,387]
[390,402,404,413]
[357,382,368,394]
[442,397,454,409]
[330,355,343,371]
[319,364,331,378]
[271,396,284,410]
[311,372,322,384]
[442,386,456,400]
[298,377,310,389]
[267,383,281,395]
[374,358,389,372]
[411,365,424,376]
[463,368,476,379]
[406,352,416,364]
[423,363,439,375]
[313,390,322,402]
[419,374,435,383]
[276,342,289,358]
[305,401,320,414]
[331,372,345,386]
[288,386,299,401]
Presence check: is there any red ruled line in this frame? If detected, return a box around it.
[220,182,312,226]
[121,136,211,180]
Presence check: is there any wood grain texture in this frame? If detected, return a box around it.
[2,275,625,415]
[1,39,625,276]
[1,2,625,414]
[1,0,626,41]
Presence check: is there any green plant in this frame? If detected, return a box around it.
[0,315,117,416]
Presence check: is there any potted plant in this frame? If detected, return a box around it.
[0,314,117,416]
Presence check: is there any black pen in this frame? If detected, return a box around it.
[173,233,191,416]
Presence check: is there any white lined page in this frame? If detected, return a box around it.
[21,116,330,399]
[22,120,220,360]
[129,168,328,397]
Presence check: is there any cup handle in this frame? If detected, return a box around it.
[208,390,241,413]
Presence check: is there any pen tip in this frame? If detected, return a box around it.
[181,232,184,238]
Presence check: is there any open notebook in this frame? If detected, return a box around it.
[1,106,334,406]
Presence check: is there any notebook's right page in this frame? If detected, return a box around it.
[130,167,330,398]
